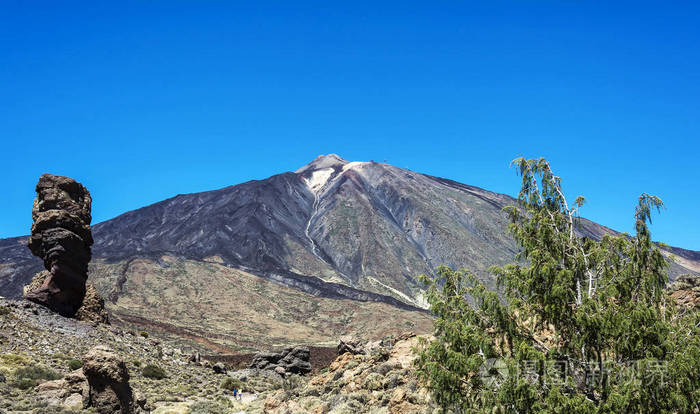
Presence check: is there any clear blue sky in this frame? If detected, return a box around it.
[1,1,698,249]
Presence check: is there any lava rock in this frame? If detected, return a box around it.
[189,351,201,364]
[212,362,227,374]
[24,174,94,317]
[250,346,312,375]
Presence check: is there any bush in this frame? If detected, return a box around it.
[371,347,390,362]
[373,362,398,376]
[384,372,403,389]
[219,376,242,391]
[282,375,305,391]
[10,364,60,390]
[139,331,149,338]
[12,377,37,390]
[13,364,60,382]
[141,364,166,380]
[67,359,83,371]
[362,372,384,391]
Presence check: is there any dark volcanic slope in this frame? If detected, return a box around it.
[1,155,698,306]
[0,236,42,298]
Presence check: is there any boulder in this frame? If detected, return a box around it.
[82,345,134,414]
[250,346,312,375]
[279,346,312,375]
[36,369,88,410]
[338,335,365,355]
[24,174,94,317]
[212,362,226,374]
[64,393,83,410]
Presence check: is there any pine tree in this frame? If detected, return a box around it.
[415,157,700,413]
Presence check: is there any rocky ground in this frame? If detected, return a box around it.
[669,274,700,309]
[0,297,282,413]
[246,333,436,414]
[0,296,436,413]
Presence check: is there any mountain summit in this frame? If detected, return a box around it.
[295,153,349,174]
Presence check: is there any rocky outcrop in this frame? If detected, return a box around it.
[338,334,396,356]
[338,335,366,355]
[669,274,700,309]
[82,345,134,414]
[75,283,109,324]
[250,346,312,376]
[251,333,435,413]
[24,174,94,317]
[24,270,108,324]
[36,369,89,410]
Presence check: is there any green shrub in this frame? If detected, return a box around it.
[282,375,305,392]
[373,362,398,376]
[139,331,149,338]
[51,352,69,360]
[12,377,37,390]
[0,306,11,316]
[67,359,83,371]
[370,347,390,362]
[13,364,60,382]
[141,364,166,380]
[219,376,243,391]
[10,363,61,389]
[362,372,384,391]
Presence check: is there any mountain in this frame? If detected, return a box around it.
[1,155,698,350]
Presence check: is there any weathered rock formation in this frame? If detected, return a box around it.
[24,173,93,317]
[212,362,227,374]
[257,333,434,413]
[250,346,312,376]
[338,335,366,355]
[82,345,134,414]
[75,283,109,324]
[338,334,395,356]
[669,274,700,309]
[24,270,108,323]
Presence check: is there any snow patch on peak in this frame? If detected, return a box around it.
[304,168,334,193]
[341,161,369,173]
